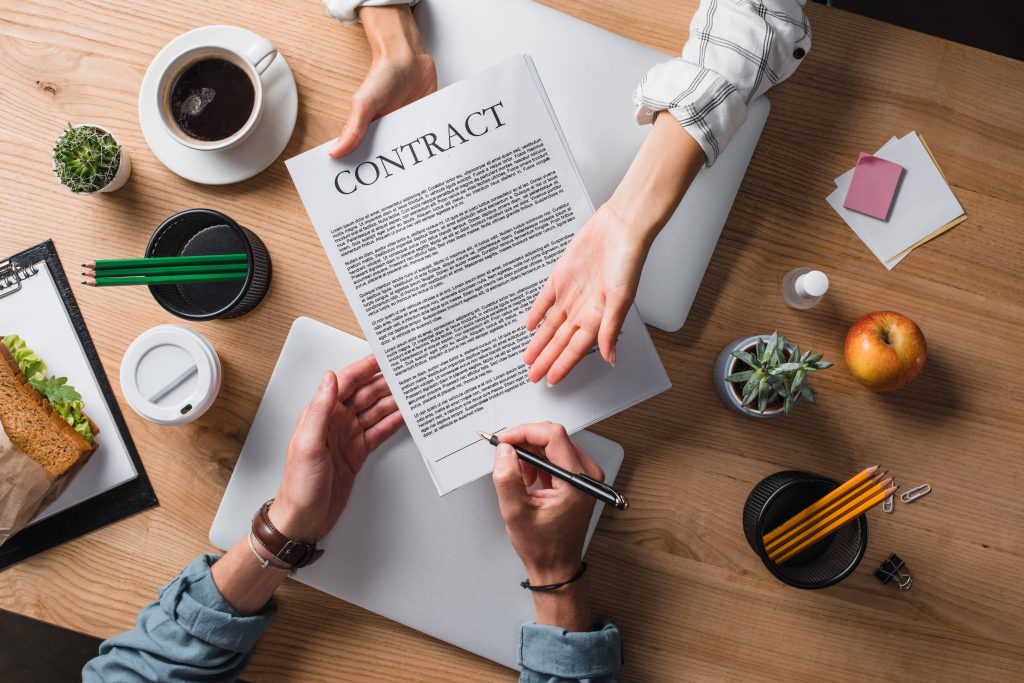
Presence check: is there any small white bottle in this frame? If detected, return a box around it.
[782,268,829,309]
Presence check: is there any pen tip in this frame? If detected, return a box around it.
[476,431,491,441]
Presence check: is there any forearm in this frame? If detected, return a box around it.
[520,580,623,683]
[359,5,428,61]
[531,579,593,632]
[211,535,289,616]
[606,112,706,249]
[83,554,276,682]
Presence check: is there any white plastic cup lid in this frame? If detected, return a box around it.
[120,325,222,425]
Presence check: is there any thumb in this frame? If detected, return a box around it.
[329,94,375,158]
[492,444,529,523]
[598,294,631,366]
[300,371,338,438]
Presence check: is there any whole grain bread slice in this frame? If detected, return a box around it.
[0,343,96,477]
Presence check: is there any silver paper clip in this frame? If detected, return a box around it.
[900,483,931,504]
[882,492,894,513]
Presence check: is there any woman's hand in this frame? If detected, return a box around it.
[523,202,651,385]
[491,422,605,631]
[269,355,404,543]
[524,112,708,385]
[328,6,436,158]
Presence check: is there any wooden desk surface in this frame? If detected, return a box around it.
[2,1,1022,680]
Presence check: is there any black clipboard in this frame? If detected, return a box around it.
[0,240,158,569]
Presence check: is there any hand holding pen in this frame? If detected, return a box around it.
[488,423,609,629]
[480,426,628,511]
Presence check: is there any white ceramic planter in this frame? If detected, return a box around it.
[713,335,799,420]
[52,123,132,194]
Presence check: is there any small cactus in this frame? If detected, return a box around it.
[52,124,122,193]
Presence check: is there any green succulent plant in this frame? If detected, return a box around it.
[726,331,832,414]
[52,124,122,193]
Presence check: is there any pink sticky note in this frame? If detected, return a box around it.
[843,153,904,221]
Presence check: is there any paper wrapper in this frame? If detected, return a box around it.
[0,421,79,546]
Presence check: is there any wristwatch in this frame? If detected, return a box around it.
[250,499,323,569]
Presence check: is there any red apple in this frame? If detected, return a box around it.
[844,311,927,392]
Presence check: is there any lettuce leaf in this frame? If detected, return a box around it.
[3,334,94,444]
[4,334,46,380]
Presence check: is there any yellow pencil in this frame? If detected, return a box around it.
[769,477,891,561]
[764,472,886,554]
[762,466,879,545]
[772,484,897,564]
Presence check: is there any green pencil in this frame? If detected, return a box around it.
[81,264,249,277]
[83,273,248,287]
[84,253,248,270]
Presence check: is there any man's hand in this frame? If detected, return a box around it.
[523,203,650,385]
[328,6,436,158]
[269,355,404,543]
[492,422,604,631]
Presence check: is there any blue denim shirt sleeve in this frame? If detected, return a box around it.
[518,620,623,682]
[82,554,276,682]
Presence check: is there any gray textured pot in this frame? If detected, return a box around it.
[713,335,799,419]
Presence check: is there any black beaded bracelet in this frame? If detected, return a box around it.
[520,562,588,592]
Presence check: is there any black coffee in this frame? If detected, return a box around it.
[170,58,255,142]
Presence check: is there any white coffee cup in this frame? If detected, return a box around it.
[157,37,278,151]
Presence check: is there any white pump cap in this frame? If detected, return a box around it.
[795,270,829,299]
[120,325,221,425]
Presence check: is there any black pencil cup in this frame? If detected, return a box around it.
[146,209,272,320]
[743,471,868,589]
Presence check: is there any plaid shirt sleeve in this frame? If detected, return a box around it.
[634,0,811,166]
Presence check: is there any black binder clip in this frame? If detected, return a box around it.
[875,553,912,591]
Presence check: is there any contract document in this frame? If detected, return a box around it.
[287,55,670,494]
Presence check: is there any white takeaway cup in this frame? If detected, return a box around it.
[120,325,222,426]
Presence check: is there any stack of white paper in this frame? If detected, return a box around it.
[287,56,670,495]
[827,132,966,269]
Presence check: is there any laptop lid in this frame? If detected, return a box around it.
[417,0,768,331]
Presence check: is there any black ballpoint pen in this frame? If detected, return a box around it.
[477,431,629,510]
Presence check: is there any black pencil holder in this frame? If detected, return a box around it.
[146,209,272,320]
[743,471,868,589]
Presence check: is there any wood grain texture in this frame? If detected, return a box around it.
[1,1,1022,680]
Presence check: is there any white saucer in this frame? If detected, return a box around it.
[139,25,298,185]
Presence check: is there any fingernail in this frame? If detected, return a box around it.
[609,347,617,368]
[495,443,514,459]
[321,371,333,388]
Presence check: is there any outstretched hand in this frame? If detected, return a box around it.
[523,112,708,385]
[328,6,436,158]
[523,203,650,385]
[270,355,404,543]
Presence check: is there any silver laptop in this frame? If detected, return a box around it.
[210,318,624,670]
[417,0,769,332]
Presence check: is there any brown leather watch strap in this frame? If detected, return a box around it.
[250,500,323,569]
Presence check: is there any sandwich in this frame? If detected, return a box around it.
[0,334,98,477]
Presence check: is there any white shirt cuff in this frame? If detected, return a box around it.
[323,0,419,25]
